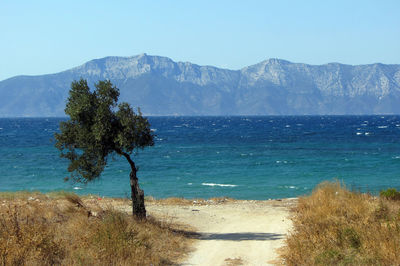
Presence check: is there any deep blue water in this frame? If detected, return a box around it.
[1,116,400,199]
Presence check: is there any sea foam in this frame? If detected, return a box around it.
[202,183,238,187]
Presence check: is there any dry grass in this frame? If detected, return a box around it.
[280,181,400,265]
[0,192,190,265]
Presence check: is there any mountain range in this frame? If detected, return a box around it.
[1,53,400,117]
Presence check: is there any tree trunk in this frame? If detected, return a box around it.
[121,152,146,219]
[130,166,146,219]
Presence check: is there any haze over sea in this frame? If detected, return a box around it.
[1,116,400,199]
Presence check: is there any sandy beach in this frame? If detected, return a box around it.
[139,198,296,265]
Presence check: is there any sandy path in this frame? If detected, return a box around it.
[145,198,296,266]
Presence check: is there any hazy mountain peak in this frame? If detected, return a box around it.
[265,58,291,64]
[136,52,148,58]
[0,54,400,117]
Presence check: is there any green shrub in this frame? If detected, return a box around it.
[380,188,400,200]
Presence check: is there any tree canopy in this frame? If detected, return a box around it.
[55,79,154,217]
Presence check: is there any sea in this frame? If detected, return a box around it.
[1,116,400,200]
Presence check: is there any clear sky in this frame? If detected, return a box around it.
[1,0,399,81]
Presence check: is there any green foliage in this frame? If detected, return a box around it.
[380,188,400,200]
[55,79,154,183]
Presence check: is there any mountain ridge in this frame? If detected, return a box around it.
[1,54,400,117]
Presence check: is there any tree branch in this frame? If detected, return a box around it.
[115,148,136,172]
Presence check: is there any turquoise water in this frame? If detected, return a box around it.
[1,116,400,199]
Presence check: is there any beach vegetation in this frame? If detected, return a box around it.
[380,188,400,200]
[54,79,154,218]
[281,181,400,265]
[0,192,189,265]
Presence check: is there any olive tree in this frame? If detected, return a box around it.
[55,79,154,219]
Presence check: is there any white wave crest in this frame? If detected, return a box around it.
[202,183,238,187]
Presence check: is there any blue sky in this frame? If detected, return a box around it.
[1,0,399,81]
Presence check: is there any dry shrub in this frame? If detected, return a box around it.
[0,201,65,265]
[0,193,189,265]
[281,181,400,265]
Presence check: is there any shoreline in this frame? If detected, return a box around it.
[0,189,299,201]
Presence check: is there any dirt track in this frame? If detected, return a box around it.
[146,198,296,265]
